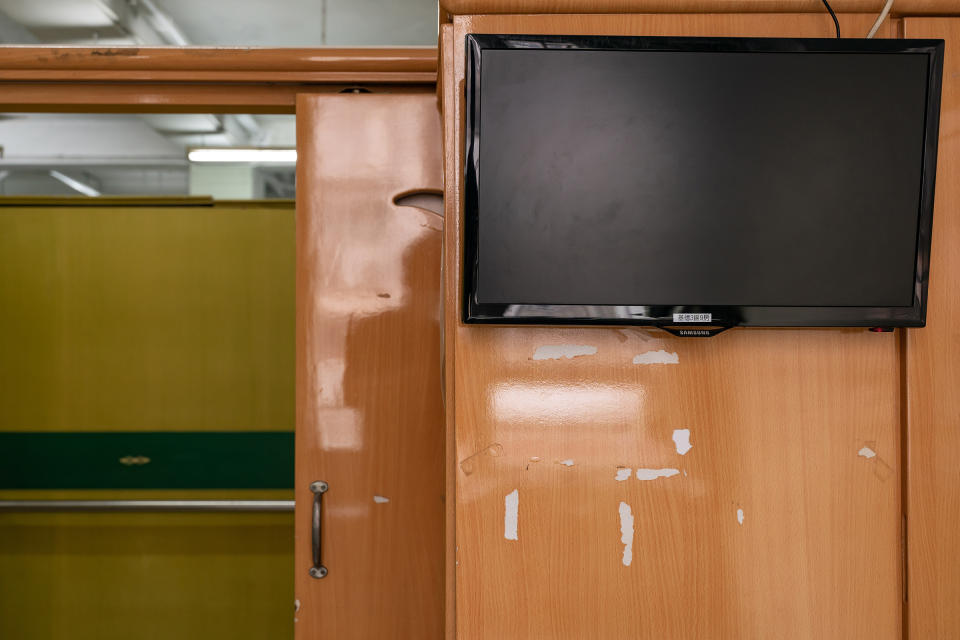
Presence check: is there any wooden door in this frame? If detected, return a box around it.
[442,13,903,640]
[295,93,444,639]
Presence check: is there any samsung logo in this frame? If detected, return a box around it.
[678,329,712,337]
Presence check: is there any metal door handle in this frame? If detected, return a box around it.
[309,481,328,579]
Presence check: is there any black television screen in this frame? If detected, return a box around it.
[463,35,944,330]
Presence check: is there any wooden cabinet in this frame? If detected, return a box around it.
[285,9,960,639]
[441,12,906,640]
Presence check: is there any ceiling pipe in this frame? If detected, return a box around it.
[49,170,102,197]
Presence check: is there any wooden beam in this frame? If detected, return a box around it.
[439,0,960,16]
[0,47,437,112]
[0,47,437,81]
[0,82,435,113]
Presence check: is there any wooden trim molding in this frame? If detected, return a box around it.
[0,81,437,113]
[0,47,438,112]
[0,47,437,82]
[439,0,960,15]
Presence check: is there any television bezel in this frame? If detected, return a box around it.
[462,34,945,328]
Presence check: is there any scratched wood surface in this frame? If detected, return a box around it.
[295,93,444,640]
[442,13,902,639]
[903,17,960,640]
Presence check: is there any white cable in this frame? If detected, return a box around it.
[867,0,895,38]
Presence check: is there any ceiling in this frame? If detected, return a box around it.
[0,0,436,197]
[0,0,438,46]
[0,112,297,197]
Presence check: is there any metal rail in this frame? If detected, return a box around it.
[0,500,294,513]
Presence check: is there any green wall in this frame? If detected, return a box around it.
[0,198,295,639]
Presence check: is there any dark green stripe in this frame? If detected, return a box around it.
[0,432,293,489]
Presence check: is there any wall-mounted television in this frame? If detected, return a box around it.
[463,34,944,331]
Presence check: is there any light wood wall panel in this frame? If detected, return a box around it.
[295,94,444,639]
[903,16,960,640]
[440,0,960,16]
[443,13,903,640]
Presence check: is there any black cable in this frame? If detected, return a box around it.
[820,0,841,38]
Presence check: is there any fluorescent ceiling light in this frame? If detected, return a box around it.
[187,148,297,163]
[49,170,100,197]
[3,1,115,28]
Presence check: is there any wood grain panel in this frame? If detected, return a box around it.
[443,13,902,640]
[295,94,444,639]
[0,198,294,433]
[0,490,293,640]
[0,48,436,112]
[0,81,435,114]
[0,47,436,82]
[440,0,960,16]
[451,11,895,42]
[441,25,459,640]
[903,16,960,640]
